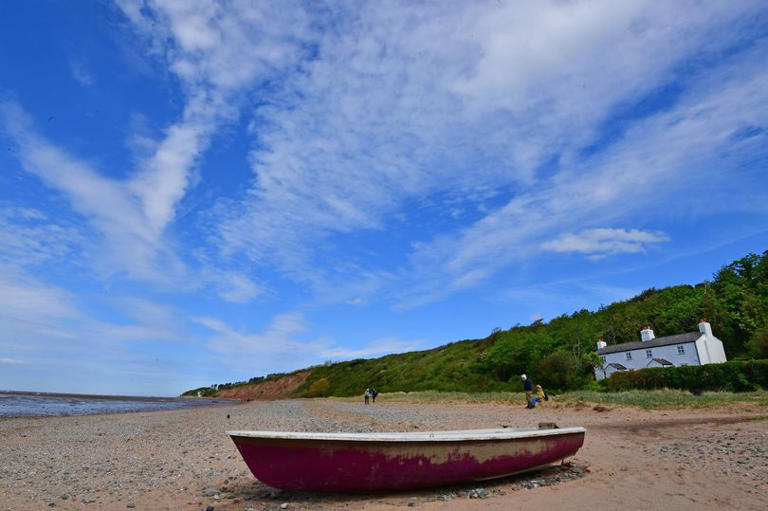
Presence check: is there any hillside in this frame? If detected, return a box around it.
[184,250,768,398]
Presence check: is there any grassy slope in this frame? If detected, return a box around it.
[294,336,503,397]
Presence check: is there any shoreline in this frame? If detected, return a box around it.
[2,397,766,510]
[0,392,243,420]
[0,389,242,402]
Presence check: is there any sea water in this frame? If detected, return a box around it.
[0,392,234,417]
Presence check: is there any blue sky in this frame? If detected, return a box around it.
[1,0,767,396]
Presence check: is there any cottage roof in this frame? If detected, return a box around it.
[607,363,628,370]
[649,358,673,366]
[597,331,701,355]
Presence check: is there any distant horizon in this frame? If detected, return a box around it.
[0,389,188,399]
[2,1,767,395]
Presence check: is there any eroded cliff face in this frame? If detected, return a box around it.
[215,370,311,400]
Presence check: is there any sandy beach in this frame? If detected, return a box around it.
[1,397,766,510]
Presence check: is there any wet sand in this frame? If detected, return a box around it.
[1,397,766,510]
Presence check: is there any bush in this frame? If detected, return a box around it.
[748,327,768,358]
[582,379,606,392]
[537,351,592,391]
[305,377,331,398]
[606,360,768,392]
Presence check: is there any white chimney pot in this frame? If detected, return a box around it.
[640,327,655,342]
[699,320,713,337]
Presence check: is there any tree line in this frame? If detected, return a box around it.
[481,250,768,390]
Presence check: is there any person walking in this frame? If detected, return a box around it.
[521,374,533,409]
[364,388,371,406]
[371,388,378,404]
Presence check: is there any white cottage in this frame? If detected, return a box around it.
[594,319,727,381]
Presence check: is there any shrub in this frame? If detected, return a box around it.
[748,327,768,358]
[306,377,331,398]
[582,379,606,392]
[537,351,592,391]
[606,360,768,392]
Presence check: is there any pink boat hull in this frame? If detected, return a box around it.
[228,428,585,492]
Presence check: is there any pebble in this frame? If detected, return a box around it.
[10,398,757,509]
[469,488,488,499]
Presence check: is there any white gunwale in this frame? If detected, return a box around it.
[226,427,585,442]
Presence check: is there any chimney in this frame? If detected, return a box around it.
[640,326,655,342]
[596,338,607,350]
[698,318,713,337]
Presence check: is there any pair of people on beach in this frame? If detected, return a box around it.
[364,387,378,405]
[521,374,547,408]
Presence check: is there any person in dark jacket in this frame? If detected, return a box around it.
[521,374,533,408]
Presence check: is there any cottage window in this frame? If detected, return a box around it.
[646,349,653,358]
[677,345,685,355]
[626,352,632,361]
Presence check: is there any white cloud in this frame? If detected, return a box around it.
[0,207,84,266]
[1,102,174,280]
[0,264,194,348]
[197,312,422,371]
[197,312,310,356]
[5,0,767,315]
[0,0,316,301]
[214,273,261,303]
[200,0,767,304]
[0,102,264,302]
[0,265,82,325]
[116,0,312,92]
[0,262,208,395]
[69,59,94,86]
[396,42,768,306]
[318,336,424,360]
[542,228,669,259]
[113,0,313,240]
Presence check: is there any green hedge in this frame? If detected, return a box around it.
[605,360,768,392]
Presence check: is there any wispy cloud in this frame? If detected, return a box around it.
[0,264,194,348]
[70,0,766,310]
[542,228,669,260]
[0,207,84,266]
[68,59,94,86]
[396,40,768,306]
[197,312,422,372]
[318,336,425,360]
[0,263,211,393]
[1,102,179,281]
[0,101,261,301]
[201,0,767,304]
[114,0,314,239]
[196,311,330,372]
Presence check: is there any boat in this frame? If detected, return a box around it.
[227,425,585,492]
